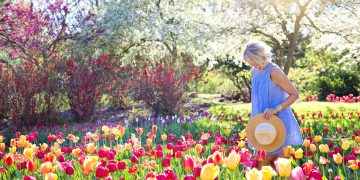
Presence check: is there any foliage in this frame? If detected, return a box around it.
[129,55,195,115]
[288,68,318,98]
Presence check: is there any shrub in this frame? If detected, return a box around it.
[63,55,126,122]
[129,56,195,115]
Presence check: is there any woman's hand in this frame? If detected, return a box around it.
[263,108,277,119]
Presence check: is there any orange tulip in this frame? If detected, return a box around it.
[282,146,294,158]
[43,153,56,163]
[82,156,99,175]
[4,153,14,166]
[347,160,359,170]
[72,148,82,157]
[86,143,96,154]
[0,143,5,151]
[310,144,317,152]
[40,162,55,174]
[333,153,343,164]
[10,139,17,147]
[195,144,203,153]
[27,159,37,172]
[303,139,310,148]
[355,136,360,143]
[161,134,167,142]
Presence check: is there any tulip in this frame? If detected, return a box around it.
[246,167,262,180]
[161,134,167,142]
[295,148,303,159]
[183,155,195,171]
[27,160,37,172]
[257,149,266,161]
[4,153,14,166]
[86,143,96,153]
[107,163,117,173]
[319,144,330,153]
[224,150,240,170]
[225,128,231,136]
[0,143,5,151]
[44,173,58,180]
[314,135,322,143]
[195,144,203,154]
[274,158,291,177]
[117,161,126,170]
[66,166,75,175]
[72,148,82,157]
[40,162,54,174]
[239,130,246,140]
[82,156,99,175]
[355,136,360,143]
[96,166,109,178]
[347,159,359,170]
[291,167,304,180]
[152,125,157,133]
[0,135,3,143]
[319,156,330,165]
[212,151,223,165]
[200,163,220,180]
[308,169,322,179]
[261,166,276,180]
[301,160,315,176]
[282,146,294,158]
[184,175,196,180]
[137,128,144,135]
[303,139,310,148]
[341,140,350,151]
[23,175,36,180]
[310,144,317,152]
[333,153,343,164]
[238,140,245,148]
[146,138,153,146]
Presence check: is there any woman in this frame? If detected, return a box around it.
[242,40,303,169]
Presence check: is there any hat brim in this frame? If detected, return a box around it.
[245,114,286,153]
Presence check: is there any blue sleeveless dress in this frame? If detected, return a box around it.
[248,62,303,155]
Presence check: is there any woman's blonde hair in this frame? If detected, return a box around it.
[242,41,272,67]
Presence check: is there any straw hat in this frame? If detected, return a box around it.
[245,114,286,152]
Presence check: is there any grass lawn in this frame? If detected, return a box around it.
[208,101,360,117]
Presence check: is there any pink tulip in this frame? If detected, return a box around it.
[291,167,304,180]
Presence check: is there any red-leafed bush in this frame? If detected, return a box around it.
[129,55,196,115]
[63,55,127,121]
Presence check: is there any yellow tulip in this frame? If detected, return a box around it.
[161,134,167,142]
[333,153,343,164]
[275,158,291,177]
[225,128,231,136]
[72,148,82,157]
[82,156,99,175]
[224,150,240,170]
[238,140,245,148]
[19,135,27,142]
[261,166,276,180]
[295,148,303,159]
[41,143,48,152]
[200,163,220,180]
[9,146,16,154]
[303,139,310,148]
[341,140,350,151]
[246,167,262,180]
[310,144,317,152]
[23,147,33,159]
[0,135,3,143]
[314,135,322,143]
[239,130,246,140]
[319,144,330,153]
[102,125,109,135]
[44,173,58,180]
[146,138,153,146]
[125,143,132,150]
[86,143,96,153]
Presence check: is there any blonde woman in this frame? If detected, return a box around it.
[242,40,303,168]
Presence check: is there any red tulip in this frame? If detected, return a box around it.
[66,166,75,175]
[162,157,171,167]
[156,173,168,180]
[4,154,14,166]
[337,127,343,134]
[194,166,202,177]
[27,160,37,172]
[301,160,315,176]
[184,175,196,180]
[23,175,36,180]
[152,125,157,133]
[156,150,163,158]
[96,166,109,178]
[57,154,65,162]
[130,155,138,164]
[175,151,182,159]
[307,169,322,180]
[146,172,157,180]
[107,163,117,173]
[117,161,126,170]
[164,168,176,179]
[257,149,266,160]
[183,155,195,171]
[98,149,107,158]
[106,151,115,160]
